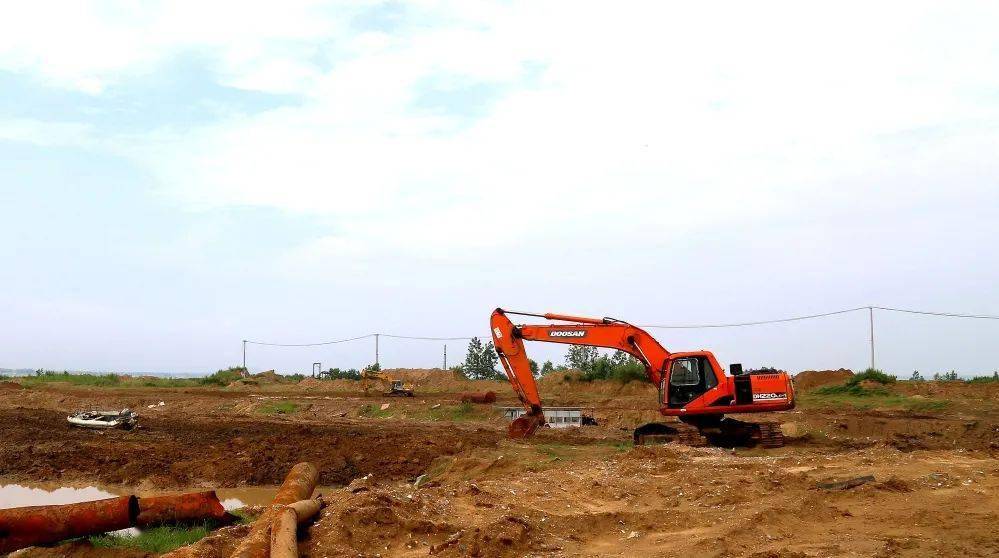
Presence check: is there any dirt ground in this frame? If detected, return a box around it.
[2,370,997,557]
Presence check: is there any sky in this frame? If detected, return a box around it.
[1,1,998,377]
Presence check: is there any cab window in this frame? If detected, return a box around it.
[666,356,719,407]
[670,359,700,386]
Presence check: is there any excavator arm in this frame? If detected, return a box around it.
[490,308,671,437]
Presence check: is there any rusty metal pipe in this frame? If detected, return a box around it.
[0,496,138,554]
[273,462,319,505]
[460,391,497,404]
[136,491,234,527]
[231,462,319,558]
[287,498,323,524]
[269,507,298,558]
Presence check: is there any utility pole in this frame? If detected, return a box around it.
[375,334,380,368]
[443,344,447,370]
[868,306,875,370]
[242,340,246,370]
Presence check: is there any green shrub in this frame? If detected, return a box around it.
[847,368,896,385]
[578,351,649,383]
[199,367,246,386]
[322,367,361,380]
[966,372,999,384]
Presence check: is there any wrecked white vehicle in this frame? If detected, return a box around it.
[67,408,138,430]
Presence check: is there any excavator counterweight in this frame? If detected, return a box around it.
[491,308,795,447]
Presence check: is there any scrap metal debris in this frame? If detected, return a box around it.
[816,475,875,490]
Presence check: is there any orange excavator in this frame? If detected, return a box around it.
[490,308,795,448]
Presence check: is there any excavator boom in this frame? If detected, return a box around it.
[491,309,669,408]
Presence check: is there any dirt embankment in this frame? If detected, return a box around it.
[0,408,501,488]
[792,369,854,391]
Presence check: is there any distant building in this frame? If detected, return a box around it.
[500,406,584,428]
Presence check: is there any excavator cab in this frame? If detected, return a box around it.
[660,355,719,408]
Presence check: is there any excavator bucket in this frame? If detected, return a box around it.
[508,411,545,438]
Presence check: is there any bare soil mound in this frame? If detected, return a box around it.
[228,370,292,388]
[0,381,24,390]
[792,368,853,391]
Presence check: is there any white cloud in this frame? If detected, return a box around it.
[3,1,999,272]
[0,118,93,146]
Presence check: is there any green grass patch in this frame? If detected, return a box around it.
[17,366,250,389]
[428,402,478,422]
[21,371,123,387]
[536,442,576,461]
[594,440,633,453]
[139,377,202,388]
[227,508,258,525]
[257,401,300,415]
[814,383,889,397]
[803,382,949,412]
[89,524,211,553]
[358,404,394,418]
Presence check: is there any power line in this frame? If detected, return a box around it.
[380,333,476,341]
[244,334,375,347]
[873,306,999,320]
[638,307,870,329]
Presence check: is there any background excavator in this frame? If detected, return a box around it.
[360,369,415,397]
[490,308,795,448]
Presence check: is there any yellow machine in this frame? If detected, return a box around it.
[361,369,415,397]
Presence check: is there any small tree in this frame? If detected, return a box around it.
[483,341,500,378]
[463,337,502,380]
[529,359,539,377]
[910,370,924,382]
[943,370,959,381]
[565,345,599,372]
[463,337,485,374]
[540,360,555,376]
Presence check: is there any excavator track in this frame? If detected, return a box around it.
[633,422,707,447]
[756,422,785,448]
[676,424,709,447]
[635,419,784,448]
